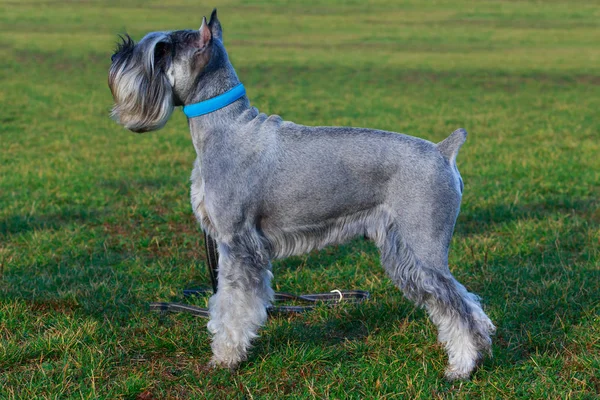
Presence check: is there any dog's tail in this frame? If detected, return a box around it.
[437,128,467,164]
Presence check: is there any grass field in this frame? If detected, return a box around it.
[1,0,599,398]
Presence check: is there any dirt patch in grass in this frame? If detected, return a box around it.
[28,298,80,314]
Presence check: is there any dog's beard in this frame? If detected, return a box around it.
[108,33,175,133]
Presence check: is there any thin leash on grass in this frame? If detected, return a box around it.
[149,233,370,318]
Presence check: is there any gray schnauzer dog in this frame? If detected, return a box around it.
[108,10,495,380]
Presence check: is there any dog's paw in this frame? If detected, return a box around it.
[207,357,219,369]
[444,367,472,381]
[208,356,241,372]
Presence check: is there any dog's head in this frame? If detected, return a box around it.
[108,9,223,132]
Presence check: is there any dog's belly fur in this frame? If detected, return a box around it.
[261,206,393,258]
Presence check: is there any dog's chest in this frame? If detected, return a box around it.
[190,160,214,235]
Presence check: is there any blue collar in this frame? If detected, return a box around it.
[183,83,246,118]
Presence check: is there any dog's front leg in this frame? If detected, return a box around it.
[206,232,274,369]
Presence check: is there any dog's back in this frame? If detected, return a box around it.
[221,114,467,260]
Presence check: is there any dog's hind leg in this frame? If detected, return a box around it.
[207,230,274,369]
[377,224,495,380]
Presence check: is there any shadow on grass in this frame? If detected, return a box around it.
[248,300,419,367]
[0,175,184,238]
[1,200,205,323]
[484,246,599,363]
[0,208,107,238]
[260,198,599,369]
[98,177,182,196]
[1,249,136,319]
[457,197,598,236]
[2,188,597,374]
[455,198,599,367]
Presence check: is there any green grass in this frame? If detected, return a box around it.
[1,0,599,398]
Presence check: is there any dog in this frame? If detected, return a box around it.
[108,9,495,380]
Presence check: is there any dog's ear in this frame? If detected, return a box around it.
[153,41,173,70]
[197,16,212,50]
[208,8,222,41]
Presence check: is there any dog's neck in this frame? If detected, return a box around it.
[186,58,242,104]
[185,59,255,156]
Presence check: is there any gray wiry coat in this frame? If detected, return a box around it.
[108,11,494,380]
[192,111,464,264]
